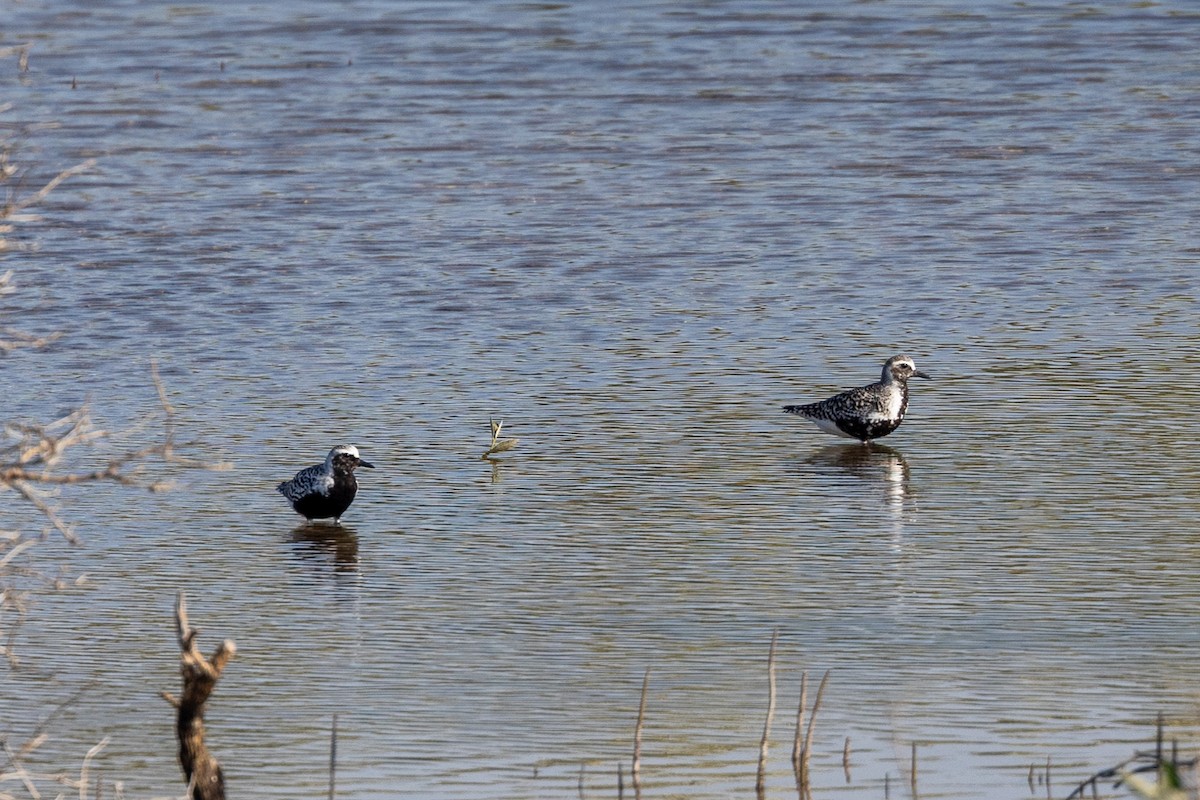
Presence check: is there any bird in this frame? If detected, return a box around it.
[276,444,375,523]
[783,355,931,443]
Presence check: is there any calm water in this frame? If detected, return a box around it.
[3,2,1200,798]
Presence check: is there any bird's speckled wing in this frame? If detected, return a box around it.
[276,463,332,502]
[785,383,889,421]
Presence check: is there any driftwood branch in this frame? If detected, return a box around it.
[164,592,236,800]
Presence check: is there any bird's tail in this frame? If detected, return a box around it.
[275,482,288,495]
[782,405,808,415]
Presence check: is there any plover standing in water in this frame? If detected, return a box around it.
[783,355,931,443]
[277,444,375,523]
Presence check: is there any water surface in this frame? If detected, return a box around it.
[2,2,1200,798]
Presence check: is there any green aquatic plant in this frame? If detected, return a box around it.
[1120,765,1190,800]
[482,417,518,458]
[1066,714,1198,800]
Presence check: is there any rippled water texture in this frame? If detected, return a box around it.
[3,2,1200,798]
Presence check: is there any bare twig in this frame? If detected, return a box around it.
[1,736,42,799]
[803,671,830,766]
[0,44,32,73]
[632,668,649,797]
[756,629,779,798]
[1,367,231,546]
[7,160,95,215]
[795,669,830,799]
[8,480,79,544]
[0,328,62,353]
[1065,734,1199,800]
[0,147,93,253]
[78,738,109,800]
[149,361,175,416]
[842,736,851,784]
[791,670,807,780]
[910,742,919,800]
[328,714,338,800]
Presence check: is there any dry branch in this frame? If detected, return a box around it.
[791,670,807,780]
[1065,714,1198,800]
[756,629,778,799]
[0,127,94,252]
[911,742,919,800]
[162,593,235,800]
[5,160,95,217]
[793,669,830,800]
[1,364,227,666]
[841,736,851,784]
[632,668,648,799]
[0,271,59,350]
[328,714,338,800]
[1,363,231,545]
[0,44,31,73]
[0,716,110,800]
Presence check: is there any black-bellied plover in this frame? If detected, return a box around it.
[783,355,931,443]
[277,444,375,523]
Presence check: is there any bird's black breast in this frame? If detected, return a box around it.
[293,476,358,520]
[836,416,903,442]
[835,384,910,442]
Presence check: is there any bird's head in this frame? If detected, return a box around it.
[883,355,931,383]
[327,444,375,472]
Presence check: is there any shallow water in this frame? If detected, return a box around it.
[2,2,1200,798]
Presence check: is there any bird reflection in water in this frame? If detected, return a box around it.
[289,521,360,574]
[807,442,909,492]
[805,443,912,542]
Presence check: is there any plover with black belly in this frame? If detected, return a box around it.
[783,355,931,443]
[277,444,375,522]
